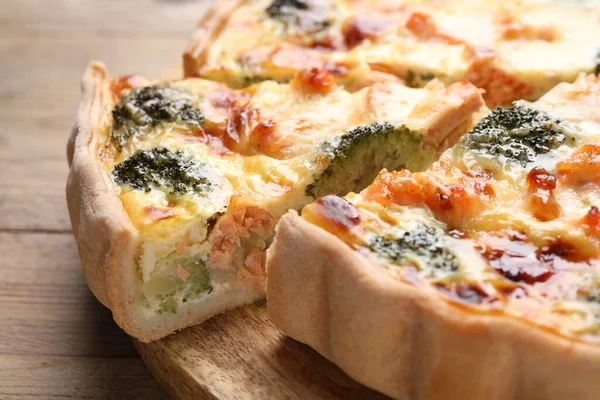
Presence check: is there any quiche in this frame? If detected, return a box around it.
[65,62,483,341]
[266,74,600,398]
[184,0,600,107]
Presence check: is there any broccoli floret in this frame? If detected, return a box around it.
[111,85,204,151]
[157,295,178,315]
[462,104,575,165]
[369,225,459,277]
[405,70,436,88]
[112,147,212,195]
[265,0,332,33]
[241,75,267,87]
[581,285,600,304]
[180,257,213,301]
[305,122,434,198]
[149,254,214,315]
[266,0,308,14]
[585,291,600,304]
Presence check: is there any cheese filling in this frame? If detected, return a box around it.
[303,75,600,341]
[193,0,600,106]
[99,71,484,316]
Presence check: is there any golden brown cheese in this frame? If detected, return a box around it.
[302,74,600,341]
[99,69,484,315]
[185,0,600,107]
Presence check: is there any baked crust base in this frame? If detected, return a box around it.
[66,62,262,342]
[266,212,600,399]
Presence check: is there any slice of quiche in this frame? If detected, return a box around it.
[184,0,600,107]
[66,62,483,341]
[267,74,600,398]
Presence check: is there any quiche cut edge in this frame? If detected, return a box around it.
[266,211,600,399]
[66,61,485,342]
[66,62,264,342]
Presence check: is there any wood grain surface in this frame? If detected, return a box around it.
[136,302,388,400]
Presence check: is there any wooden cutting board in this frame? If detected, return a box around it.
[135,301,389,399]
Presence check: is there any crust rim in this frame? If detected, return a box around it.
[66,61,142,336]
[182,0,246,78]
[66,62,264,342]
[266,211,600,399]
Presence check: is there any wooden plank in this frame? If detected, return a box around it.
[0,122,71,231]
[0,36,189,119]
[136,302,389,400]
[0,233,136,357]
[0,0,206,37]
[0,36,192,230]
[0,355,170,400]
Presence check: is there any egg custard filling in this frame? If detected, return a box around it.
[186,0,600,107]
[97,69,484,316]
[301,74,600,341]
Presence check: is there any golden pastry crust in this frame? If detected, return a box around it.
[183,0,246,78]
[266,212,600,399]
[66,62,263,342]
[67,62,139,332]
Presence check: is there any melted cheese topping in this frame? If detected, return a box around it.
[304,74,600,341]
[194,0,600,106]
[99,71,484,315]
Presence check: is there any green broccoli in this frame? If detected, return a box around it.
[111,85,204,150]
[305,122,435,198]
[181,258,213,302]
[157,295,178,315]
[265,0,332,33]
[462,104,575,165]
[583,286,600,304]
[369,224,459,278]
[405,70,436,88]
[151,254,214,315]
[112,147,212,196]
[266,0,309,15]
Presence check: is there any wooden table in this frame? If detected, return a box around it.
[0,1,210,398]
